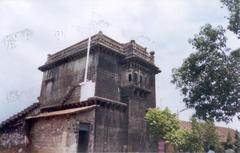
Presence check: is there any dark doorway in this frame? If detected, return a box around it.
[77,123,90,153]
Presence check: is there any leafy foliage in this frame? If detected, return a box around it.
[165,129,190,151]
[172,24,240,122]
[202,120,224,152]
[146,108,226,152]
[172,118,205,153]
[224,131,235,149]
[185,118,205,152]
[180,118,224,153]
[235,131,240,152]
[145,108,180,147]
[221,0,240,37]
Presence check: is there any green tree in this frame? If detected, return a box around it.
[172,24,240,122]
[145,108,180,149]
[165,129,189,151]
[202,120,224,152]
[235,130,240,152]
[221,0,240,37]
[187,118,205,152]
[224,130,235,149]
[166,129,190,152]
[181,118,223,153]
[230,49,240,78]
[175,118,205,153]
[176,118,224,153]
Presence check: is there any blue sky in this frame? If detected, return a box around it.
[0,0,239,130]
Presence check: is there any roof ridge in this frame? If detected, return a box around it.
[0,102,39,129]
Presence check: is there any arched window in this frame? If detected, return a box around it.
[145,77,149,87]
[128,74,132,82]
[140,75,143,84]
[134,89,138,96]
[133,73,138,83]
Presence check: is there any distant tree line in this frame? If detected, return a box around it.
[145,108,240,153]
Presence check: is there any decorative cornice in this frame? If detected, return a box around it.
[39,32,157,71]
[120,55,161,74]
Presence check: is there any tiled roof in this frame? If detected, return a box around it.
[0,96,127,127]
[0,102,39,130]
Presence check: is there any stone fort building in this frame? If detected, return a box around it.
[0,31,160,153]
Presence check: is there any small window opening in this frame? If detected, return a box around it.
[134,89,138,96]
[145,77,149,87]
[133,73,138,83]
[77,123,90,153]
[128,74,132,82]
[140,75,143,84]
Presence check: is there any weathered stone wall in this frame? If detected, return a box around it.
[146,74,157,108]
[29,109,95,153]
[40,53,97,108]
[119,62,157,107]
[119,62,157,152]
[95,50,121,101]
[0,147,28,153]
[0,125,28,153]
[94,106,127,152]
[0,104,40,153]
[127,98,150,152]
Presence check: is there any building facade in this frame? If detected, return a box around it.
[0,31,160,153]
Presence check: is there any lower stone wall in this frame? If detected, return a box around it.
[0,123,29,153]
[29,109,96,153]
[94,106,127,152]
[127,98,151,152]
[0,146,28,153]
